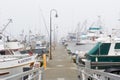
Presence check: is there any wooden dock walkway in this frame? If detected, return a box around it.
[43,44,79,80]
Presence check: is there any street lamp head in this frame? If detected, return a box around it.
[55,14,58,18]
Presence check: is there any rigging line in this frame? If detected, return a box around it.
[39,8,49,37]
[3,30,15,39]
[83,20,87,33]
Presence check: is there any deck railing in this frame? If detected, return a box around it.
[78,61,120,80]
[1,67,44,80]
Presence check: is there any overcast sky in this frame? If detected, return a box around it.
[0,0,120,40]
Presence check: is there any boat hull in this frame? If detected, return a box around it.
[0,55,36,79]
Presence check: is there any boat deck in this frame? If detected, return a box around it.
[43,44,79,80]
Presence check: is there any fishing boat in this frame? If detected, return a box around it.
[76,26,103,45]
[77,37,120,76]
[0,36,37,79]
[0,48,38,79]
[35,41,48,54]
[76,16,105,45]
[75,37,120,80]
[32,35,49,55]
[5,39,24,51]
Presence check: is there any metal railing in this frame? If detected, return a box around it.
[1,67,44,80]
[78,61,120,80]
[78,67,120,80]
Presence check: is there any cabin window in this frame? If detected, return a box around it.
[114,43,120,49]
[0,51,5,55]
[36,44,40,46]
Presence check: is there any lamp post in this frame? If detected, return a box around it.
[49,9,58,60]
[53,25,58,50]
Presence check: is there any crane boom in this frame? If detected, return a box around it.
[2,19,12,33]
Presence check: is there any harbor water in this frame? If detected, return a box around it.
[66,42,95,54]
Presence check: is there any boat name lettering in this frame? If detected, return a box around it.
[18,58,32,63]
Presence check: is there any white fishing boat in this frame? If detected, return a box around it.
[76,16,105,45]
[31,35,49,55]
[0,49,37,79]
[5,40,24,51]
[0,33,37,79]
[35,41,48,53]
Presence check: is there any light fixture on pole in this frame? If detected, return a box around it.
[49,9,58,60]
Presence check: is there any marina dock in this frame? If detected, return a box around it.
[43,44,79,80]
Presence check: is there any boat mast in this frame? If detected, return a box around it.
[76,22,80,41]
[97,16,102,34]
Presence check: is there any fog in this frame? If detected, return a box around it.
[0,0,120,40]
